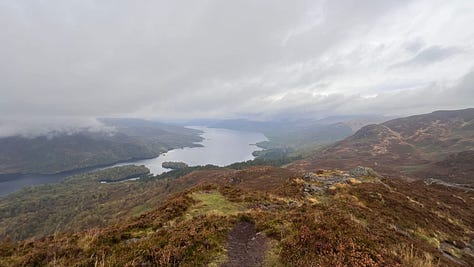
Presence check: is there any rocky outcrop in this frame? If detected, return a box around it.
[301,166,378,195]
[349,166,379,178]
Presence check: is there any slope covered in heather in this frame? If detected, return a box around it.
[1,109,474,266]
[1,165,473,266]
[289,108,474,184]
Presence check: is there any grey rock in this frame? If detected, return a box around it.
[350,166,378,177]
[304,183,324,194]
[302,172,319,181]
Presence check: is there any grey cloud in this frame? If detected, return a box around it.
[403,39,425,53]
[391,45,463,69]
[0,0,473,136]
[336,69,474,116]
[242,68,474,120]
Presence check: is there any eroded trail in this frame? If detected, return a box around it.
[223,221,267,267]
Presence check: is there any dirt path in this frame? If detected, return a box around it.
[222,221,267,267]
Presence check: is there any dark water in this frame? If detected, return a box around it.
[0,127,267,197]
[0,167,101,197]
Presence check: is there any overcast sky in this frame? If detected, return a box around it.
[1,0,474,136]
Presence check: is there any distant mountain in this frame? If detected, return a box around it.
[289,108,474,184]
[340,116,394,132]
[311,114,392,131]
[0,119,202,175]
[210,115,388,150]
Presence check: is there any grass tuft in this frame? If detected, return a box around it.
[393,243,440,267]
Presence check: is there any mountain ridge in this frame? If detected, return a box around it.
[289,108,474,185]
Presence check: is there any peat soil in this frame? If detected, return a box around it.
[223,221,267,267]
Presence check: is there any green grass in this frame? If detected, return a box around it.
[188,191,246,217]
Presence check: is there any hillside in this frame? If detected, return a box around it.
[414,150,474,186]
[289,108,474,184]
[1,109,473,266]
[0,165,473,266]
[0,165,228,240]
[0,119,202,175]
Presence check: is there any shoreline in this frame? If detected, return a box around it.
[0,143,204,179]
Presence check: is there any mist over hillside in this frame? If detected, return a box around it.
[0,119,203,175]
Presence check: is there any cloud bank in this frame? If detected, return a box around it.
[1,0,473,135]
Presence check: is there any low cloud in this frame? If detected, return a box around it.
[0,117,114,138]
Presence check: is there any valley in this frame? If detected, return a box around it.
[0,108,473,266]
[0,126,266,197]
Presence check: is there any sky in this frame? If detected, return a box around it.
[1,0,474,136]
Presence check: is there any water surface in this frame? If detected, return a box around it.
[110,126,267,174]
